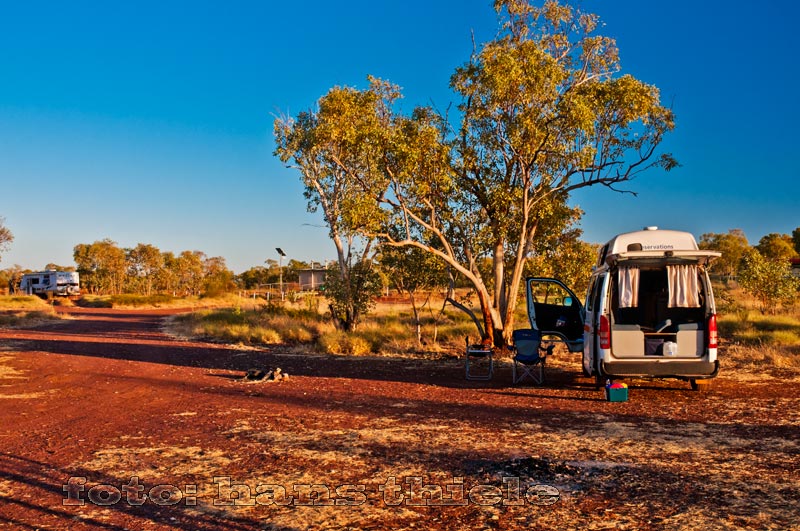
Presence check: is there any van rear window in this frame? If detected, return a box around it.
[611,267,705,331]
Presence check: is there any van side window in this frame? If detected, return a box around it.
[590,276,604,314]
[597,245,609,267]
[586,277,597,312]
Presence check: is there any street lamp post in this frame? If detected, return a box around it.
[275,248,286,300]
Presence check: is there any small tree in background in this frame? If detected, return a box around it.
[174,251,205,297]
[756,233,799,262]
[126,243,163,296]
[73,239,127,295]
[378,243,449,345]
[236,266,272,290]
[202,255,235,297]
[324,260,382,331]
[0,265,22,294]
[738,250,800,314]
[158,251,179,295]
[699,229,750,279]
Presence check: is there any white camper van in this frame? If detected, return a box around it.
[526,228,721,390]
[19,271,80,297]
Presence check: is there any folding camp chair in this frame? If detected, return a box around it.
[465,337,494,381]
[511,329,554,385]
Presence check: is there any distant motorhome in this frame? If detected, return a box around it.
[18,271,80,297]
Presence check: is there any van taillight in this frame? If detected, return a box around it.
[599,315,610,349]
[708,314,718,349]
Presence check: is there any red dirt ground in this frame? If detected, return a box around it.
[0,307,797,530]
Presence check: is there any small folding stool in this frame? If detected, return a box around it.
[465,337,494,381]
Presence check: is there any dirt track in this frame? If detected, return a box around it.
[0,308,797,530]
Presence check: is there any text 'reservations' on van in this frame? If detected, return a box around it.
[526,227,721,391]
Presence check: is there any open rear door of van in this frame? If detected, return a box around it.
[526,278,585,352]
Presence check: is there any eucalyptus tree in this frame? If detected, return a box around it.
[274,79,394,330]
[73,239,127,295]
[277,0,677,347]
[126,243,163,296]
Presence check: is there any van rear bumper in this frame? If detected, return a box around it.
[601,359,719,379]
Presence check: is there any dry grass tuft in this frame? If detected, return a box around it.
[77,293,259,310]
[166,297,485,359]
[0,295,52,310]
[723,343,800,372]
[0,296,62,327]
[318,331,373,355]
[0,306,61,328]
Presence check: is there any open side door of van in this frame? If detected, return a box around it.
[526,277,585,352]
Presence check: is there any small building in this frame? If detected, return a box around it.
[791,258,800,278]
[298,268,327,291]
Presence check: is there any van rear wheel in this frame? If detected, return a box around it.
[690,379,711,392]
[593,356,605,388]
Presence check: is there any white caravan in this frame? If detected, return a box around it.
[19,271,81,297]
[526,227,721,390]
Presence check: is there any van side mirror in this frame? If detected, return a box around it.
[564,296,572,306]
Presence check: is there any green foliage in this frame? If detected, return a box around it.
[274,78,394,241]
[74,239,127,295]
[756,233,798,262]
[738,250,800,313]
[0,266,23,293]
[379,244,449,296]
[378,242,452,344]
[202,256,235,298]
[699,229,750,277]
[792,227,800,255]
[525,235,598,296]
[237,265,271,290]
[126,243,163,296]
[324,261,382,331]
[74,240,236,297]
[173,250,205,297]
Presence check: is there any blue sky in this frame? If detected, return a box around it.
[1,0,797,273]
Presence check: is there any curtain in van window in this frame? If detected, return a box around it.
[618,266,639,308]
[667,264,700,307]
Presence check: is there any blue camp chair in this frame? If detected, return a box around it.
[511,329,554,385]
